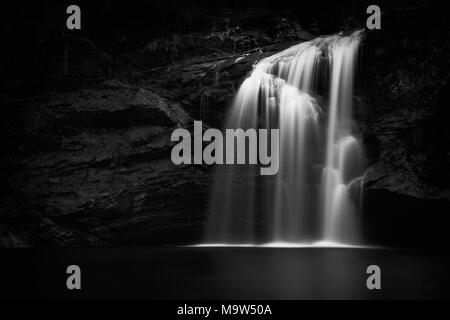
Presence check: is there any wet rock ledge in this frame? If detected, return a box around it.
[0,82,208,246]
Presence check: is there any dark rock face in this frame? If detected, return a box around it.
[151,41,304,127]
[1,83,208,246]
[2,2,450,247]
[354,22,450,246]
[1,35,303,247]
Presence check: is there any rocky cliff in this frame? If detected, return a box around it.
[1,3,449,247]
[1,82,209,246]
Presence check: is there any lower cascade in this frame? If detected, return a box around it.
[205,30,366,246]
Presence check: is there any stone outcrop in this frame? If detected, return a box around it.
[0,82,208,246]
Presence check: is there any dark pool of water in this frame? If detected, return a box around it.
[1,246,449,299]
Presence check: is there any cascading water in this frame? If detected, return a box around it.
[205,30,366,246]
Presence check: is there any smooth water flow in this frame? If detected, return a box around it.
[205,31,365,246]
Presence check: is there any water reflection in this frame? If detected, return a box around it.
[3,247,448,299]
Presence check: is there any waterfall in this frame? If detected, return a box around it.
[204,30,365,246]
